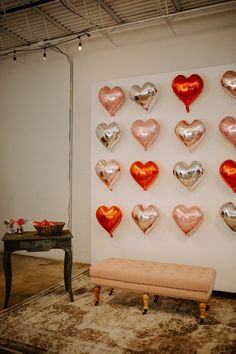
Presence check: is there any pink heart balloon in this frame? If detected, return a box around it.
[172,204,203,236]
[220,71,236,99]
[219,116,236,148]
[131,119,160,151]
[98,86,125,116]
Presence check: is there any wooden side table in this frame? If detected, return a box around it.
[2,230,73,309]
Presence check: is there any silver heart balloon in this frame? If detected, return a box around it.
[175,120,205,150]
[132,204,159,234]
[129,82,158,111]
[220,202,236,232]
[95,160,121,190]
[221,71,236,99]
[173,161,204,190]
[96,122,121,150]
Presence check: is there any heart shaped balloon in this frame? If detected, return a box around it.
[219,116,236,148]
[131,119,160,151]
[95,160,121,191]
[96,205,122,237]
[96,122,121,150]
[172,74,204,112]
[173,161,204,190]
[175,120,205,150]
[220,202,236,232]
[130,161,159,191]
[98,86,125,116]
[129,82,158,112]
[172,205,203,236]
[220,71,236,99]
[132,204,159,234]
[219,160,236,193]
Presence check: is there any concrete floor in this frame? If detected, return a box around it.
[0,253,89,310]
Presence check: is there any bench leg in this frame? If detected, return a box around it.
[143,293,149,315]
[206,295,212,311]
[94,286,101,306]
[154,295,159,303]
[199,302,207,324]
[109,288,114,296]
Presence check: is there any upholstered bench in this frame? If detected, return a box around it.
[90,258,216,324]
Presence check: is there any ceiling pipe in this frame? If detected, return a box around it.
[0,0,57,16]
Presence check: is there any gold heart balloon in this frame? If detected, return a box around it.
[220,202,236,232]
[175,120,205,150]
[219,116,236,148]
[129,82,158,112]
[95,160,121,190]
[220,71,236,99]
[172,204,204,236]
[173,161,204,190]
[96,122,121,150]
[131,119,160,151]
[132,204,159,234]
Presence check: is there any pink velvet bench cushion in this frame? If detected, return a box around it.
[90,258,216,302]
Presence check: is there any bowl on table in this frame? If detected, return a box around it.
[33,220,65,236]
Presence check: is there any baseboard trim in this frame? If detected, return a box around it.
[213,290,236,299]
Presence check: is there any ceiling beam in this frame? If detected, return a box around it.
[0,0,57,16]
[170,0,181,12]
[32,7,73,35]
[97,0,123,24]
[0,25,29,44]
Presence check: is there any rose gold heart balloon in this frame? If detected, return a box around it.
[98,86,125,116]
[220,202,236,232]
[129,82,158,111]
[220,71,236,99]
[172,205,203,236]
[131,119,160,151]
[173,161,204,190]
[132,204,159,234]
[219,116,236,148]
[95,160,120,190]
[175,120,205,150]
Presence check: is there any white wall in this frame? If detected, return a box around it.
[0,10,236,273]
[0,53,70,260]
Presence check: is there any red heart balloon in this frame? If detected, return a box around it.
[130,161,159,191]
[219,160,236,193]
[172,74,204,112]
[96,205,122,237]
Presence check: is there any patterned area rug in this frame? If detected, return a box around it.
[0,269,236,354]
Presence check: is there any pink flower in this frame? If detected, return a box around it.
[8,218,15,225]
[17,218,26,226]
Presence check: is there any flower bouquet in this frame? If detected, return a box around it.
[33,219,65,235]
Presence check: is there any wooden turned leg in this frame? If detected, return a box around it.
[109,288,114,296]
[143,293,149,315]
[206,295,212,311]
[199,302,207,324]
[94,286,101,306]
[154,295,159,303]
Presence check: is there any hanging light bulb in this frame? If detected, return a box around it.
[78,37,82,51]
[43,47,46,60]
[13,50,16,62]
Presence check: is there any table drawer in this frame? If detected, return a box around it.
[19,239,56,252]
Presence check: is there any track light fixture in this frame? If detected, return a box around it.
[13,50,16,62]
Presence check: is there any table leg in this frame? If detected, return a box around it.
[3,251,12,309]
[64,248,74,302]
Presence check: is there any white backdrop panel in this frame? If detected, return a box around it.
[91,63,236,292]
